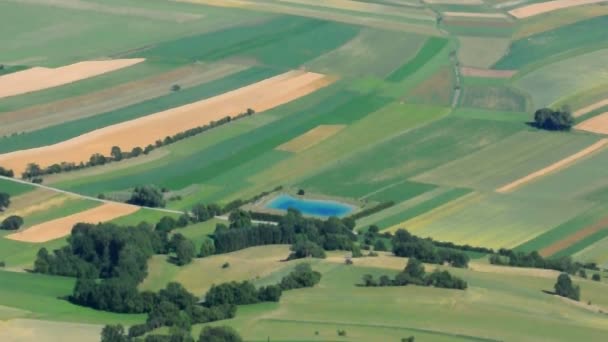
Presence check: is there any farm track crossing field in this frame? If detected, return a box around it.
[6,202,139,243]
[0,70,333,175]
[497,139,608,193]
[0,62,248,136]
[0,59,144,99]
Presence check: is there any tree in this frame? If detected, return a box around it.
[22,163,42,179]
[288,240,326,260]
[0,166,14,177]
[592,274,601,281]
[297,189,305,196]
[199,239,216,257]
[101,324,128,342]
[198,326,243,342]
[89,153,108,166]
[171,84,181,92]
[362,274,377,287]
[373,239,387,252]
[533,107,573,131]
[1,215,23,230]
[175,239,196,266]
[554,273,580,301]
[228,209,251,229]
[404,258,425,280]
[0,192,10,211]
[127,185,166,208]
[111,146,123,161]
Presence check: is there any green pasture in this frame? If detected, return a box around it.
[300,116,519,199]
[515,204,608,254]
[386,37,448,82]
[0,0,264,66]
[514,147,608,201]
[457,36,510,68]
[190,257,608,342]
[0,66,279,153]
[495,16,608,70]
[574,236,608,266]
[133,16,359,68]
[305,28,427,78]
[110,208,181,226]
[0,178,33,196]
[553,230,608,259]
[451,107,530,123]
[460,84,530,112]
[0,270,145,325]
[0,234,66,270]
[514,48,608,108]
[404,192,592,249]
[370,188,471,231]
[413,130,600,190]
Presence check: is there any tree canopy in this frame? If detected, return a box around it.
[554,273,580,301]
[1,215,23,230]
[533,107,573,131]
[127,185,166,208]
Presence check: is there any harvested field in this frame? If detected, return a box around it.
[277,125,345,153]
[443,11,509,18]
[6,202,139,243]
[0,71,333,175]
[497,139,608,193]
[0,194,69,222]
[574,99,608,118]
[540,216,608,257]
[509,0,608,19]
[0,59,144,99]
[575,112,608,134]
[0,63,247,136]
[460,67,516,78]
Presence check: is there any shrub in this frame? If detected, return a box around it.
[0,192,10,211]
[297,189,305,196]
[554,273,580,301]
[198,326,242,342]
[0,166,14,177]
[171,84,181,92]
[222,262,230,269]
[127,185,166,208]
[533,107,573,131]
[592,274,601,281]
[337,329,347,336]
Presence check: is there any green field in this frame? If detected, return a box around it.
[3,1,608,340]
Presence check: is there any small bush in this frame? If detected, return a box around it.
[337,329,347,337]
[170,84,181,92]
[592,274,601,281]
[297,189,305,196]
[222,262,230,269]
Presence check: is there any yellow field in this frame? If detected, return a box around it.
[277,125,346,153]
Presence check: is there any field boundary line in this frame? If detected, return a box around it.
[496,139,608,193]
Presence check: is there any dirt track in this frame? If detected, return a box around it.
[497,139,608,193]
[509,0,608,19]
[443,11,509,18]
[0,71,333,175]
[6,202,139,243]
[539,216,608,257]
[0,59,144,99]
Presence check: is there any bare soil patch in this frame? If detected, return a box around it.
[509,0,608,19]
[574,100,608,118]
[0,71,334,175]
[277,125,345,153]
[0,59,144,99]
[497,139,608,193]
[6,202,138,243]
[460,66,517,78]
[575,112,608,134]
[0,63,246,136]
[540,216,608,257]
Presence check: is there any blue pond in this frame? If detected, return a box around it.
[265,194,355,218]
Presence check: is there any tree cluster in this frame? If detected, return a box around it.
[127,185,167,208]
[20,109,257,180]
[391,229,470,268]
[211,209,357,256]
[533,107,573,131]
[554,273,580,301]
[0,166,14,177]
[204,281,282,306]
[1,215,23,230]
[489,249,580,274]
[361,258,467,290]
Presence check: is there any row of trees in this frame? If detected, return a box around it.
[101,324,243,342]
[489,249,582,274]
[21,109,255,180]
[203,263,321,307]
[391,229,471,268]
[361,258,467,290]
